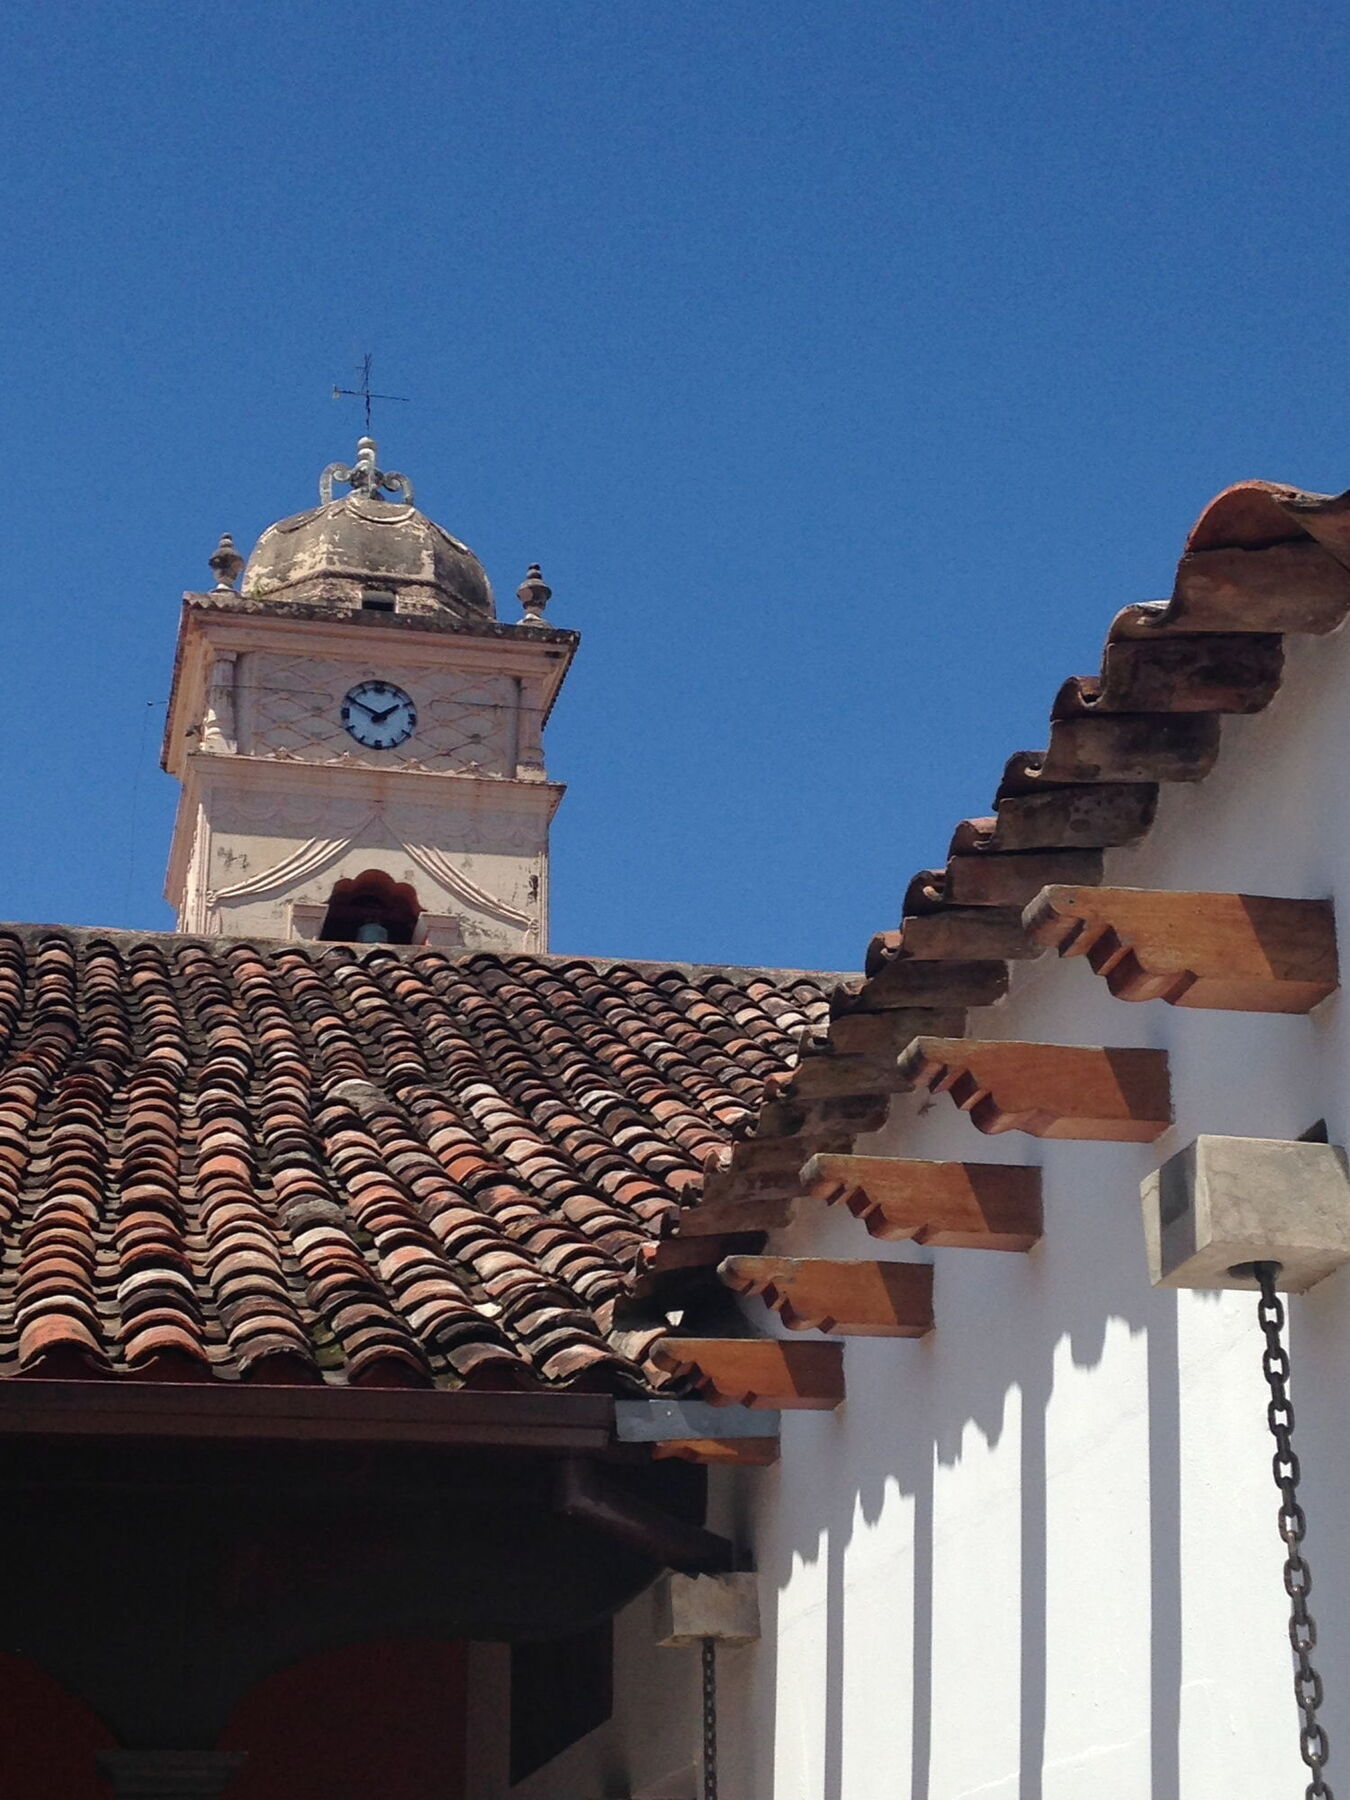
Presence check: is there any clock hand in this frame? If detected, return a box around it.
[368,704,403,723]
[348,697,382,720]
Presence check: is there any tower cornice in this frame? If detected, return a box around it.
[179,748,567,811]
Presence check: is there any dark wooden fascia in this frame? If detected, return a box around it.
[0,1379,615,1452]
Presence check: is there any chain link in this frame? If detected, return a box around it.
[1249,1260,1333,1799]
[701,1636,718,1800]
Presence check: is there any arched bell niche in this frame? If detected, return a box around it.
[319,869,421,944]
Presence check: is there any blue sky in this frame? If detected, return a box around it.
[2,1,1347,971]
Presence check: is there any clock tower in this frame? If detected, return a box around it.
[162,438,577,950]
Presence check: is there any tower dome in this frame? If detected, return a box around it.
[241,438,495,619]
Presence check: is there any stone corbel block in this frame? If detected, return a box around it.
[1141,1134,1350,1292]
[656,1572,761,1647]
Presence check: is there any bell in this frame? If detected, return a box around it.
[356,921,390,944]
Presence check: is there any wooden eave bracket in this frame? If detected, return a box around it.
[802,1154,1042,1250]
[894,1037,1172,1142]
[1024,886,1339,1013]
[650,1336,845,1409]
[719,1255,934,1337]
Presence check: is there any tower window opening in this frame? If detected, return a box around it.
[360,588,397,613]
[319,870,421,945]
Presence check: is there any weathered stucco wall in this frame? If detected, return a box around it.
[579,618,1350,1799]
[170,758,555,950]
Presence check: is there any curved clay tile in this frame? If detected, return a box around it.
[0,925,837,1392]
[671,467,1350,1253]
[1185,479,1349,555]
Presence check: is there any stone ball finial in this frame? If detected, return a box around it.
[209,532,245,592]
[517,563,552,624]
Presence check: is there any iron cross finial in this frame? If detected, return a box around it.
[331,353,410,435]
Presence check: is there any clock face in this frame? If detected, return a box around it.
[341,680,417,750]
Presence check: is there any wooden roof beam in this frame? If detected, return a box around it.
[652,1437,781,1465]
[802,1154,1042,1250]
[1023,886,1339,1013]
[651,1337,844,1409]
[718,1255,934,1337]
[894,1038,1172,1142]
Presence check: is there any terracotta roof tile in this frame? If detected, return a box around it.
[0,929,841,1393]
[668,476,1350,1232]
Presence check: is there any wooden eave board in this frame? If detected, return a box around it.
[0,1381,615,1450]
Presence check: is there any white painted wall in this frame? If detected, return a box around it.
[581,618,1350,1800]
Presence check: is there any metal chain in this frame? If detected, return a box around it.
[701,1635,718,1800]
[1250,1260,1333,1799]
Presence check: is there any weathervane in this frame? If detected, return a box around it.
[332,353,409,435]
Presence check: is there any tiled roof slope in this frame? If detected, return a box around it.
[880,479,1350,945]
[0,926,842,1392]
[675,480,1350,1224]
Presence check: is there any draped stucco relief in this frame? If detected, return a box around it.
[178,786,549,949]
